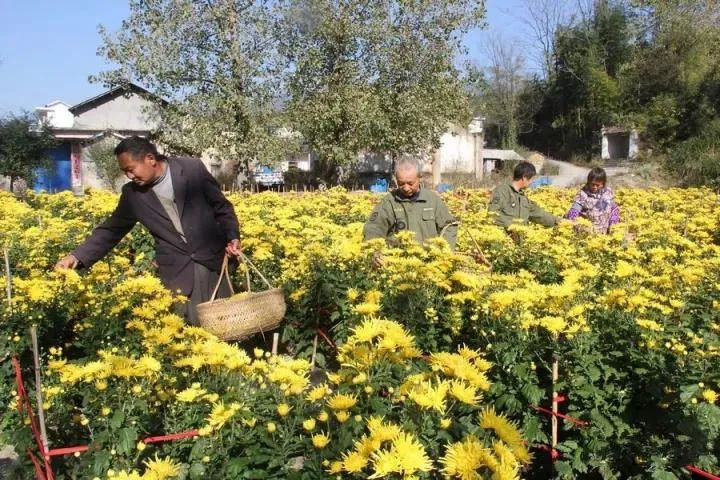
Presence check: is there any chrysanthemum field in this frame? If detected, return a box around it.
[1,187,718,479]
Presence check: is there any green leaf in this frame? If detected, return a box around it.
[559,440,579,451]
[598,462,619,479]
[679,388,698,402]
[189,462,206,479]
[651,471,678,480]
[554,460,574,478]
[92,450,111,476]
[522,415,542,442]
[109,410,125,429]
[244,470,271,479]
[189,438,207,460]
[590,409,614,437]
[116,427,138,456]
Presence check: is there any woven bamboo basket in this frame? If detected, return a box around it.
[197,252,286,341]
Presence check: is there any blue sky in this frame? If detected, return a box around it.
[0,0,537,115]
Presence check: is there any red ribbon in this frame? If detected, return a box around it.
[47,445,89,457]
[13,357,54,479]
[687,465,720,480]
[316,327,337,351]
[44,430,201,458]
[12,354,199,480]
[143,430,199,444]
[28,449,48,480]
[529,404,590,427]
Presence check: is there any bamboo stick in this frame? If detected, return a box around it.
[552,358,559,449]
[31,325,50,459]
[4,247,11,308]
[271,332,279,356]
[310,334,319,369]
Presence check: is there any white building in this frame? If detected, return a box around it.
[35,84,162,193]
[601,126,640,160]
[32,84,516,191]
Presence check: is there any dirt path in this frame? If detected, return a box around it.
[545,159,590,187]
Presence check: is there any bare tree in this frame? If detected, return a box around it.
[481,34,530,148]
[507,0,570,79]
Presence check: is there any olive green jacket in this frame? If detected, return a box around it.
[363,189,458,250]
[488,183,559,228]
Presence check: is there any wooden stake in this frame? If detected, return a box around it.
[310,333,319,369]
[4,247,11,308]
[1,248,11,361]
[31,325,50,459]
[552,358,559,449]
[271,332,279,356]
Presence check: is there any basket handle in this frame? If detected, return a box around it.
[237,251,274,289]
[209,256,236,302]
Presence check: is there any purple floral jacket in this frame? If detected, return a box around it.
[565,187,620,233]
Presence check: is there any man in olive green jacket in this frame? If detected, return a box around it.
[489,161,559,228]
[363,159,458,250]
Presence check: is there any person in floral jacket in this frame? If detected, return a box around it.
[565,167,620,234]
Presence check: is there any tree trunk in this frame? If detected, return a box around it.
[432,150,441,188]
[9,175,14,193]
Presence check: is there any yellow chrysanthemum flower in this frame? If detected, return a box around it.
[368,432,432,479]
[480,408,530,464]
[327,393,357,410]
[407,380,449,413]
[175,386,206,402]
[702,388,717,404]
[142,455,181,479]
[277,403,291,417]
[441,435,498,480]
[326,460,343,474]
[449,380,480,405]
[342,450,369,473]
[306,384,329,402]
[312,432,330,449]
[367,416,402,443]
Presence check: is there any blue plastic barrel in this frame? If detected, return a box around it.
[530,176,552,189]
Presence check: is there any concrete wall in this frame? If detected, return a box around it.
[74,94,160,131]
[80,144,111,190]
[628,130,639,158]
[437,126,476,173]
[349,126,479,176]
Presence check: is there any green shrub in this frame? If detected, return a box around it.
[665,120,720,187]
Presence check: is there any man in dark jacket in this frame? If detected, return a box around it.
[55,136,241,324]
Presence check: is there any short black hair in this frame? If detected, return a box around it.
[587,167,607,185]
[113,136,164,160]
[513,161,536,181]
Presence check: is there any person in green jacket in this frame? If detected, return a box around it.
[363,158,458,250]
[489,161,559,228]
